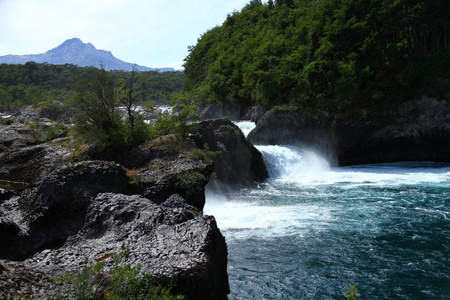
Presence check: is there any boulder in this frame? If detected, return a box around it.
[195,118,268,185]
[132,152,213,211]
[0,161,130,260]
[0,193,229,300]
[0,110,70,152]
[0,121,40,150]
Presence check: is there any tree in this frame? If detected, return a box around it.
[183,0,450,115]
[118,65,140,133]
[71,64,126,150]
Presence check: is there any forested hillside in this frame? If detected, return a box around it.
[0,62,184,111]
[184,0,450,115]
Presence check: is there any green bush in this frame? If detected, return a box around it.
[149,105,201,149]
[174,171,207,202]
[345,284,357,300]
[56,250,184,300]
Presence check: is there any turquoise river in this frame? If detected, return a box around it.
[204,122,450,299]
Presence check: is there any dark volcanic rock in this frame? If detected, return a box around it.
[0,193,229,300]
[130,151,212,211]
[0,119,40,150]
[199,103,251,121]
[195,118,268,184]
[0,160,130,260]
[84,144,171,169]
[243,105,267,123]
[0,109,232,299]
[248,98,450,165]
[0,106,71,152]
[247,107,337,163]
[339,98,450,165]
[0,144,70,189]
[248,108,333,146]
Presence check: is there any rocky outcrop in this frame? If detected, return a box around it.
[339,97,450,165]
[199,103,251,121]
[0,106,70,151]
[0,112,230,299]
[195,118,268,185]
[82,141,213,211]
[247,107,337,162]
[0,161,130,260]
[0,144,71,191]
[243,105,267,123]
[0,159,229,299]
[0,193,229,299]
[248,98,450,165]
[132,152,213,211]
[248,108,333,147]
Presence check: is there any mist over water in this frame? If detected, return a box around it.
[205,121,450,299]
[257,145,330,181]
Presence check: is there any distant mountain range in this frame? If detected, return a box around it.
[0,38,175,72]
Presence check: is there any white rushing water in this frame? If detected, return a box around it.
[205,121,450,299]
[234,120,256,137]
[205,140,450,239]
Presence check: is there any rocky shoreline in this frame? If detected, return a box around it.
[2,94,448,298]
[0,107,267,299]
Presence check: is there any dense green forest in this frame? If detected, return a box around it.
[184,0,450,115]
[0,62,184,111]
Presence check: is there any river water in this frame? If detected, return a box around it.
[204,122,450,299]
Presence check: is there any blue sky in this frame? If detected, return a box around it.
[0,0,251,70]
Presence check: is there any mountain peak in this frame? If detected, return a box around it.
[53,38,96,53]
[0,39,175,72]
[61,37,83,46]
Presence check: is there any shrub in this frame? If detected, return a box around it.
[345,284,357,300]
[56,250,184,300]
[149,104,201,149]
[174,171,207,202]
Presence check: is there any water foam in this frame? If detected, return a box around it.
[234,121,256,137]
[256,145,330,182]
[205,187,333,240]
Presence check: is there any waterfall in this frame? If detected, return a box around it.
[256,145,330,181]
[207,121,450,299]
[234,120,330,182]
[234,120,256,137]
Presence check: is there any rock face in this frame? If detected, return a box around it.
[0,113,230,299]
[195,118,268,184]
[243,105,267,123]
[0,144,70,189]
[0,193,229,299]
[84,143,213,211]
[248,98,450,165]
[0,105,71,152]
[133,153,213,211]
[198,103,251,121]
[247,108,337,163]
[0,161,130,260]
[0,159,228,299]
